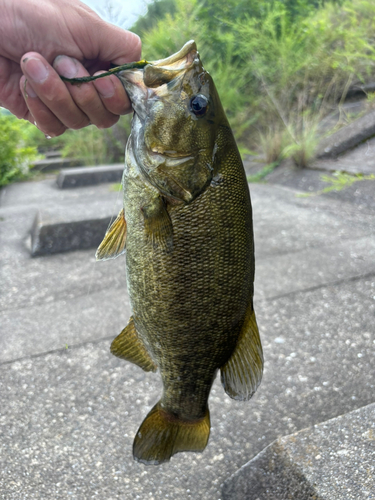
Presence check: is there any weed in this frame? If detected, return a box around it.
[247,162,279,183]
[297,171,375,197]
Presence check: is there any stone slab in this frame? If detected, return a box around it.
[312,135,375,175]
[30,211,113,256]
[317,109,375,159]
[222,402,375,499]
[0,286,131,364]
[56,164,124,189]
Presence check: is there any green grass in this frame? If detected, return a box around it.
[247,162,279,183]
[297,171,375,197]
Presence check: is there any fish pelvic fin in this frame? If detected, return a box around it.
[110,316,157,373]
[141,197,173,252]
[220,303,263,401]
[96,209,127,261]
[133,403,210,465]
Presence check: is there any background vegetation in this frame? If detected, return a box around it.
[1,0,375,185]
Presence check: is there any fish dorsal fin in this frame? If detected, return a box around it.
[220,304,263,401]
[110,316,157,373]
[96,209,127,261]
[141,197,173,251]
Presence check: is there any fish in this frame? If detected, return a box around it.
[96,40,263,465]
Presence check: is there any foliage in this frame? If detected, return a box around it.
[60,115,131,165]
[135,0,375,166]
[132,0,177,35]
[0,112,38,187]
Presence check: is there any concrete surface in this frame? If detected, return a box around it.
[222,402,375,499]
[57,164,123,189]
[1,160,375,498]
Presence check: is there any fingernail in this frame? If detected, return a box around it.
[53,55,78,79]
[24,58,49,84]
[25,80,37,98]
[94,76,115,98]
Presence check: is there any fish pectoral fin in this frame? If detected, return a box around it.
[110,316,157,373]
[220,303,263,401]
[133,402,210,465]
[96,209,127,261]
[141,197,173,252]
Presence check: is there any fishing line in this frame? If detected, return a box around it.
[60,60,149,85]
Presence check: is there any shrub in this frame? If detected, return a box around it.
[0,112,38,187]
[137,0,375,166]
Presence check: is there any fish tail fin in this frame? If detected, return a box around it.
[133,402,210,465]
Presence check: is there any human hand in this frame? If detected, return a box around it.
[0,0,141,136]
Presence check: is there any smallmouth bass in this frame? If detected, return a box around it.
[96,41,263,465]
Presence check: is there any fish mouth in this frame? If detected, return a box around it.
[117,40,198,118]
[150,40,197,70]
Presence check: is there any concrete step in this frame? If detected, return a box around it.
[30,210,114,257]
[57,164,123,189]
[222,402,375,499]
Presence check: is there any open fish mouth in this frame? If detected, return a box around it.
[118,40,214,204]
[118,41,201,159]
[117,41,198,116]
[149,40,197,71]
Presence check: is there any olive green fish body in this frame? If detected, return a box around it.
[124,126,254,420]
[96,41,263,465]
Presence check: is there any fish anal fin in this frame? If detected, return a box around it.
[141,197,173,251]
[110,316,157,373]
[221,304,263,401]
[96,209,127,261]
[133,402,210,465]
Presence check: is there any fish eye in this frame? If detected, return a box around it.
[190,94,208,117]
